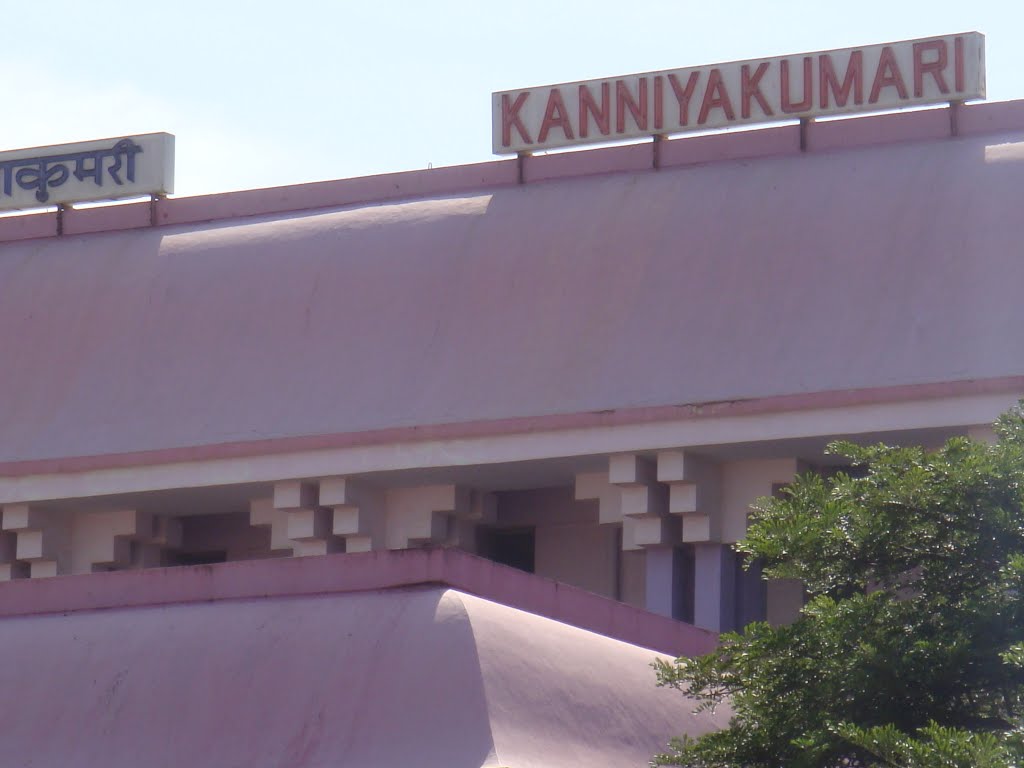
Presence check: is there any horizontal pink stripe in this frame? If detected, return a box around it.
[2,376,1020,478]
[0,547,719,657]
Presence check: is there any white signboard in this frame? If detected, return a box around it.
[0,133,174,211]
[492,33,985,154]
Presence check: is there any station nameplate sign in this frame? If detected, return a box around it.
[492,33,985,154]
[0,133,174,210]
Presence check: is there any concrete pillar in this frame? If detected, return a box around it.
[657,451,722,544]
[693,543,736,632]
[384,485,470,550]
[320,477,385,553]
[0,527,26,580]
[735,558,767,627]
[252,480,356,557]
[767,579,805,626]
[578,455,682,610]
[574,471,624,526]
[250,497,293,553]
[619,548,646,608]
[967,424,998,445]
[72,510,135,573]
[609,455,676,549]
[287,508,339,556]
[2,504,70,578]
[275,480,342,557]
[576,454,679,557]
[721,458,806,544]
[719,458,808,628]
[69,509,180,574]
[645,546,693,619]
[644,548,673,617]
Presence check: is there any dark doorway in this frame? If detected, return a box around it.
[478,527,535,573]
[734,556,767,628]
[676,544,696,624]
[173,550,228,567]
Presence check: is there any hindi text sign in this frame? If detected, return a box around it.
[492,33,985,154]
[0,133,174,211]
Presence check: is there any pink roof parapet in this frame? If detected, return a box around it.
[0,547,718,657]
[2,101,1024,466]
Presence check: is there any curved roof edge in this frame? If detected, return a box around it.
[0,585,727,767]
[1,100,1021,244]
[0,546,718,657]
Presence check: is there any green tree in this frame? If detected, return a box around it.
[654,405,1024,767]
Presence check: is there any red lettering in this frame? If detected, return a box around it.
[698,69,735,125]
[616,79,648,133]
[538,88,574,143]
[668,72,700,126]
[741,62,773,119]
[654,75,664,131]
[578,83,610,139]
[781,57,813,113]
[869,47,909,104]
[913,40,949,97]
[819,52,863,108]
[955,36,965,92]
[501,92,532,147]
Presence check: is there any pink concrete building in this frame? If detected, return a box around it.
[1,98,1023,765]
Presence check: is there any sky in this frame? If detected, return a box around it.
[3,0,1019,197]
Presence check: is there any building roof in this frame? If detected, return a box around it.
[2,102,1024,469]
[0,554,727,767]
[0,547,719,657]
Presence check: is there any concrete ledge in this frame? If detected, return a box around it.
[62,200,152,236]
[659,124,801,167]
[806,107,951,152]
[158,159,519,227]
[0,210,57,241]
[522,141,652,182]
[960,99,1024,136]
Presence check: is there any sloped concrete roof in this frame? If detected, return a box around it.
[0,581,726,767]
[0,547,719,657]
[2,103,1024,466]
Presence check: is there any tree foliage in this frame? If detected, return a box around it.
[654,405,1024,767]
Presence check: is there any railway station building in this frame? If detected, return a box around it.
[0,48,1022,764]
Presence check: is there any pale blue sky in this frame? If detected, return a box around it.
[4,0,1017,195]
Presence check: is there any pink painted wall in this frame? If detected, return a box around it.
[2,114,1024,465]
